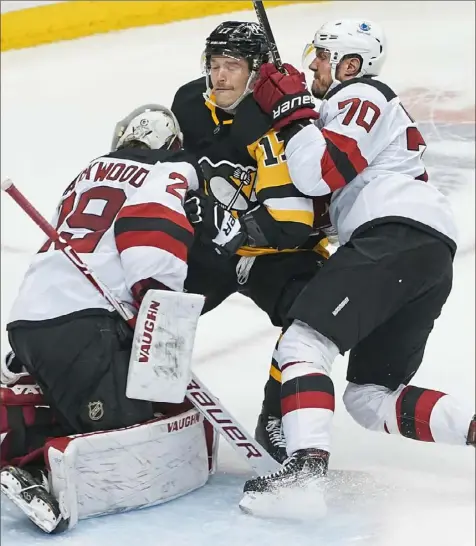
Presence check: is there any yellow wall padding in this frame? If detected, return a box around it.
[1,1,314,52]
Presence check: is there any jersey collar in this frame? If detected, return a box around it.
[204,94,234,126]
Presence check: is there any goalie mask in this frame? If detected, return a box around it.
[302,19,386,86]
[201,21,271,112]
[111,104,183,152]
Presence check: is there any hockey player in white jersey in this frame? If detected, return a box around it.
[1,105,216,532]
[240,19,475,513]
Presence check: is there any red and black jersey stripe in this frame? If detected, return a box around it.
[325,78,397,103]
[114,203,193,262]
[320,129,368,191]
[281,372,335,417]
[396,385,446,442]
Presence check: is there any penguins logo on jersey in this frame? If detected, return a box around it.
[199,157,257,211]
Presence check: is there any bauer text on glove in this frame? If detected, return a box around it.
[253,63,319,130]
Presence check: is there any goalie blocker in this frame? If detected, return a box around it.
[1,381,218,532]
[126,289,205,404]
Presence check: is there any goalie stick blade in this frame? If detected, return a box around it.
[186,377,281,475]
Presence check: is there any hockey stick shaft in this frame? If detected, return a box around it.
[225,180,247,212]
[252,0,284,72]
[2,178,280,475]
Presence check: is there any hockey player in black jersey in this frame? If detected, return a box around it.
[239,18,475,515]
[170,21,331,464]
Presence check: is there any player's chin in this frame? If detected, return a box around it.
[214,91,236,109]
[311,81,327,100]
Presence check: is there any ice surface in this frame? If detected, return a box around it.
[1,2,474,545]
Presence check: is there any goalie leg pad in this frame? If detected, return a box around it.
[127,289,205,403]
[45,409,211,529]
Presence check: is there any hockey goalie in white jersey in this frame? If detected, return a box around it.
[1,105,217,533]
[240,19,475,515]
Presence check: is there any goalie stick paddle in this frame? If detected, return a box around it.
[1,178,280,475]
[252,0,285,73]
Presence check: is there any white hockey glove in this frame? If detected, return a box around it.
[184,190,246,256]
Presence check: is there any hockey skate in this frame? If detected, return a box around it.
[255,411,287,464]
[0,465,68,533]
[239,448,329,520]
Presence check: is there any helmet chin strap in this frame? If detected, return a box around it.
[320,60,342,99]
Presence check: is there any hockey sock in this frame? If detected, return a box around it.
[278,321,339,455]
[344,382,474,445]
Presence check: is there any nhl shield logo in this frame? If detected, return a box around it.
[88,400,104,421]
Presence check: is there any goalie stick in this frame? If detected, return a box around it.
[1,178,280,475]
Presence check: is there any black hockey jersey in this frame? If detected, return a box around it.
[171,77,328,258]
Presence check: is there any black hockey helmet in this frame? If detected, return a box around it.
[202,21,271,110]
[204,21,270,72]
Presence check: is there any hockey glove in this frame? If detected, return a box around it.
[253,63,319,131]
[184,190,246,257]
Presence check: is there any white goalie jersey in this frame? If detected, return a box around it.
[8,148,199,325]
[285,78,458,249]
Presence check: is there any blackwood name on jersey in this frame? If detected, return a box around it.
[8,148,200,324]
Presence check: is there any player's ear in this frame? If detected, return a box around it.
[344,56,361,77]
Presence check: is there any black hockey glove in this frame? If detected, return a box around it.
[184,190,246,257]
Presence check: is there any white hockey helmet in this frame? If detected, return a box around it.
[303,19,386,80]
[111,104,183,152]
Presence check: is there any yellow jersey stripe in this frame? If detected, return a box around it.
[269,363,282,383]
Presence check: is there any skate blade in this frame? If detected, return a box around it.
[1,472,63,533]
[239,480,327,521]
